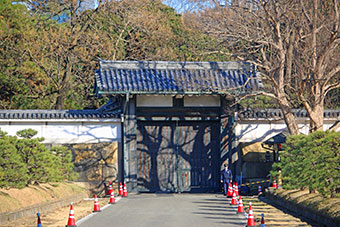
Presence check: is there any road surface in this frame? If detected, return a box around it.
[78,193,246,227]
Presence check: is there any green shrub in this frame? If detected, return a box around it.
[0,128,77,188]
[271,131,340,198]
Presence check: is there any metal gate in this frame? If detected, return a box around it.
[136,121,220,192]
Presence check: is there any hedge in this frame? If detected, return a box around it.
[271,131,340,198]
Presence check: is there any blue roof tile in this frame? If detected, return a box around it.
[0,110,119,120]
[238,109,340,119]
[95,60,263,95]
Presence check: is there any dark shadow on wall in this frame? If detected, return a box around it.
[66,142,118,196]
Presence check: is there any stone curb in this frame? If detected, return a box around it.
[264,189,340,227]
[0,192,88,225]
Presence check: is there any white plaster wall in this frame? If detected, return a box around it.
[0,119,121,144]
[235,120,340,143]
[136,95,173,107]
[184,95,220,107]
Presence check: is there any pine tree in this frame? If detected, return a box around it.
[51,146,77,180]
[0,129,27,188]
[0,128,77,188]
[16,129,63,184]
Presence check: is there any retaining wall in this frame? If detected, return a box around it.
[0,191,88,225]
[265,189,340,227]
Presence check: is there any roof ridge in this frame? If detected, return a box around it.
[0,109,120,119]
[99,60,254,71]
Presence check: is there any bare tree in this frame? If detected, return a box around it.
[293,0,340,131]
[194,0,340,134]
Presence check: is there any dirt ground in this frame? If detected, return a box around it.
[3,197,115,227]
[0,182,89,213]
[243,196,313,226]
[0,182,118,227]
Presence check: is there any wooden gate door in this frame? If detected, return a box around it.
[136,121,220,192]
[137,122,177,192]
[176,121,220,192]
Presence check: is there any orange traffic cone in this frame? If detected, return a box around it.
[235,182,239,196]
[260,213,265,227]
[272,178,277,189]
[237,196,244,213]
[258,184,262,195]
[66,202,76,227]
[109,191,115,204]
[246,202,255,226]
[93,194,101,212]
[123,183,128,197]
[119,182,123,196]
[37,213,42,227]
[230,191,237,205]
[107,181,113,196]
[227,181,233,197]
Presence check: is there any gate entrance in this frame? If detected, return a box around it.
[136,121,220,192]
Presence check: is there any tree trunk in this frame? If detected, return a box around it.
[308,102,324,132]
[55,58,72,110]
[280,105,300,135]
[55,90,66,110]
[278,95,300,135]
[302,79,325,132]
[276,31,299,136]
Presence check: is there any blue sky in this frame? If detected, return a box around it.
[163,0,218,13]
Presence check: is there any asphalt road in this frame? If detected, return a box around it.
[78,193,247,227]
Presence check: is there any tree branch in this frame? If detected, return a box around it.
[325,82,340,96]
[325,63,340,80]
[300,0,312,24]
[232,90,280,107]
[329,114,340,132]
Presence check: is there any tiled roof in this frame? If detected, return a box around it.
[0,110,119,120]
[238,109,340,119]
[95,60,263,95]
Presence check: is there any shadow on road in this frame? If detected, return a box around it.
[192,195,246,226]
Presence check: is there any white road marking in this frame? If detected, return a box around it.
[75,197,122,225]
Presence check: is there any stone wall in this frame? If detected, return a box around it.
[65,142,119,192]
[241,142,274,180]
[241,142,272,162]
